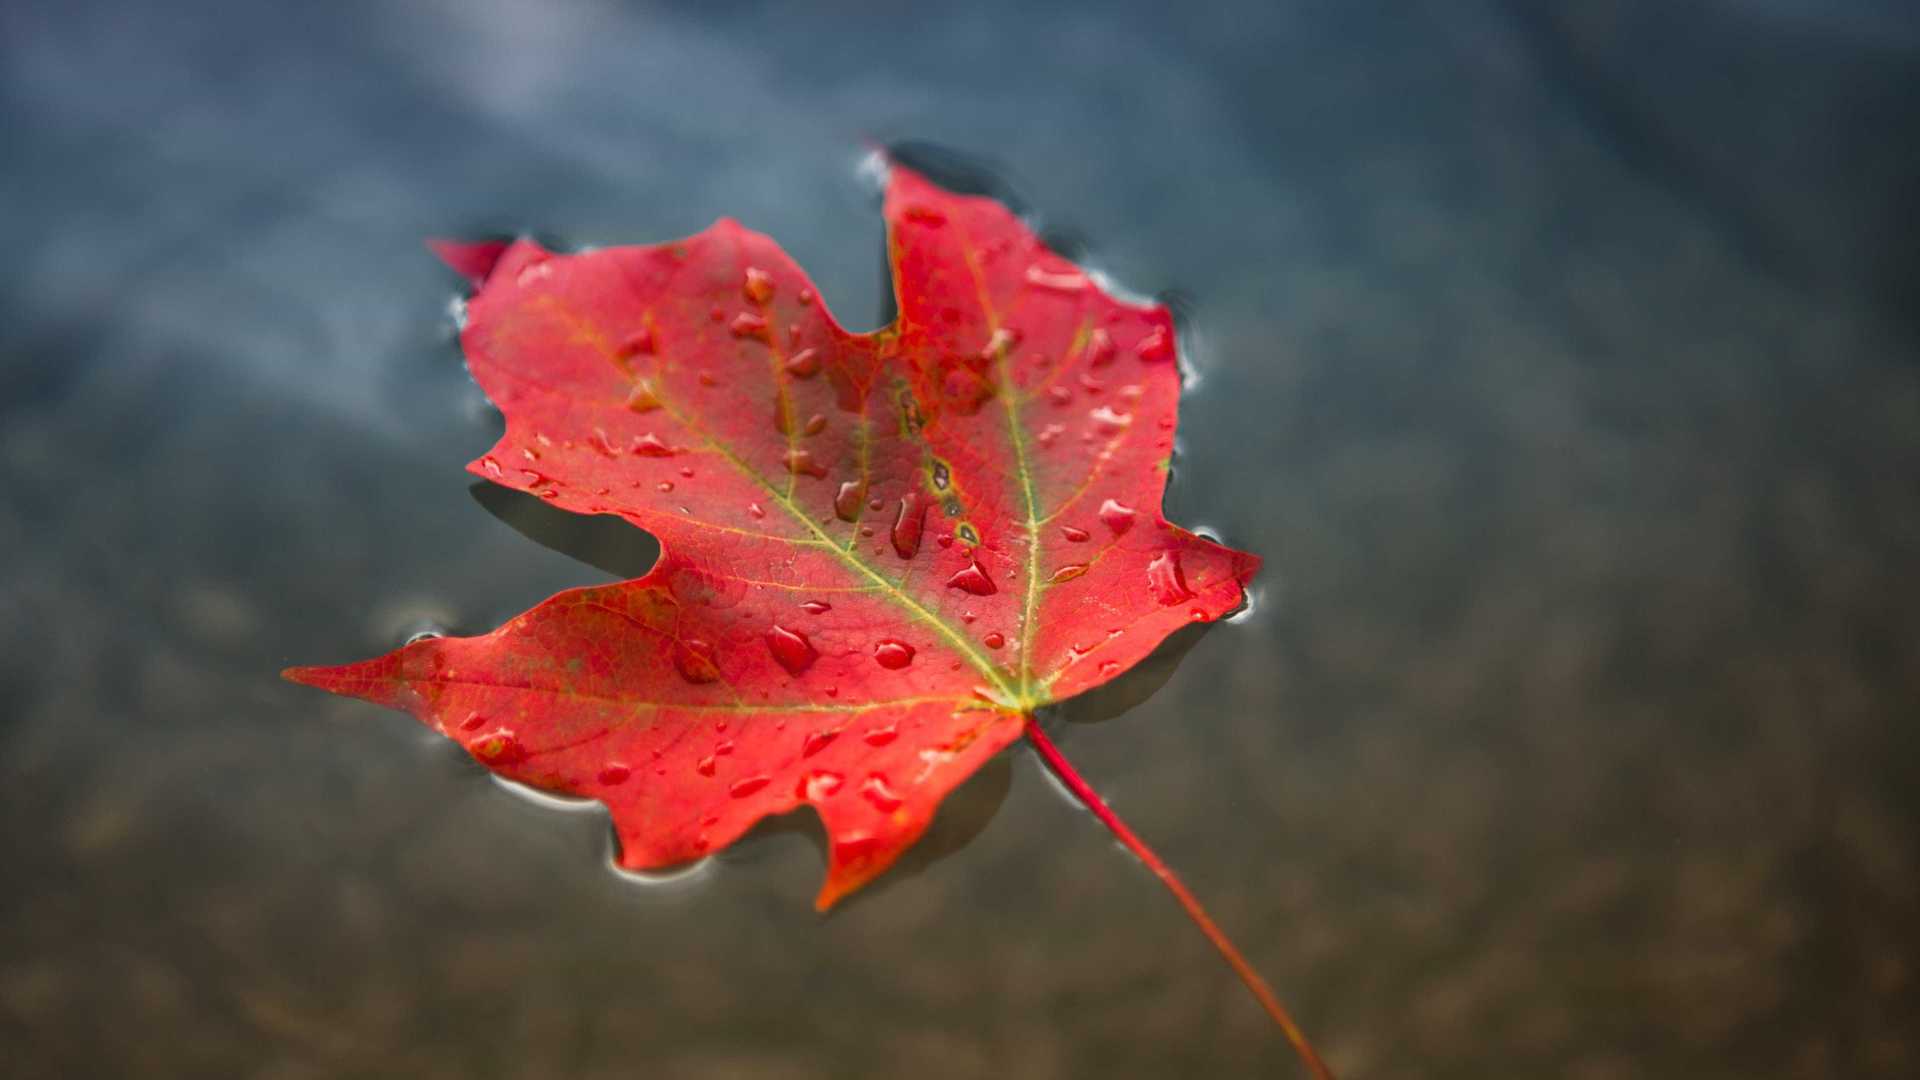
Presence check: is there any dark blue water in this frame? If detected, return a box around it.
[4,2,1918,1076]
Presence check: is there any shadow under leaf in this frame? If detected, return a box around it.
[468,481,659,580]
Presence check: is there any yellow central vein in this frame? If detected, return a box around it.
[550,281,1018,705]
[646,368,1017,704]
[951,223,1045,705]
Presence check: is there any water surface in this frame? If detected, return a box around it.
[3,1,1917,1076]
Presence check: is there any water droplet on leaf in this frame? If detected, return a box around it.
[631,433,674,457]
[1025,265,1088,292]
[1146,550,1194,604]
[729,775,771,798]
[1136,325,1174,362]
[873,640,916,669]
[834,480,866,521]
[618,329,654,358]
[674,639,721,684]
[891,493,928,558]
[783,449,826,478]
[945,557,997,596]
[862,775,904,812]
[798,770,843,800]
[766,625,817,675]
[1089,405,1131,433]
[784,348,821,378]
[626,379,662,413]
[470,729,524,764]
[742,267,775,303]
[1086,327,1116,367]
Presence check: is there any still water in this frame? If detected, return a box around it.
[4,1,1917,1077]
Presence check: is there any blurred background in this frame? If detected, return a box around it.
[2,1,1917,1076]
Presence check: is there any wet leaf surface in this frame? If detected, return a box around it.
[289,165,1257,907]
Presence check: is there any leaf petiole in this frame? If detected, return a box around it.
[1022,718,1334,1080]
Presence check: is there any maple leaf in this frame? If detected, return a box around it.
[287,163,1329,1076]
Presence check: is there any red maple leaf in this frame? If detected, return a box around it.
[288,163,1329,1076]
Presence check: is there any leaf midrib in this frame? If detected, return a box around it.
[642,363,1020,706]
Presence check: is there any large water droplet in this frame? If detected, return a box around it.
[632,433,674,457]
[784,348,821,378]
[1136,325,1174,362]
[802,729,838,757]
[983,631,1006,649]
[1025,265,1088,292]
[1098,498,1136,534]
[729,775,771,798]
[1086,327,1116,367]
[873,640,916,669]
[945,558,997,596]
[618,328,654,358]
[988,327,1023,359]
[1089,405,1132,434]
[798,770,844,800]
[626,379,663,413]
[674,639,721,684]
[891,493,928,558]
[1146,550,1194,604]
[470,729,525,763]
[862,775,904,812]
[834,480,866,522]
[742,267,775,304]
[766,625,817,675]
[783,449,826,478]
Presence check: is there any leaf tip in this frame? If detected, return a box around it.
[426,237,511,288]
[1236,548,1264,586]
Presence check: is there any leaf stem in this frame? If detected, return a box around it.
[1022,717,1335,1080]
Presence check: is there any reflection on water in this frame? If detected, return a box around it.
[3,0,1918,1077]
